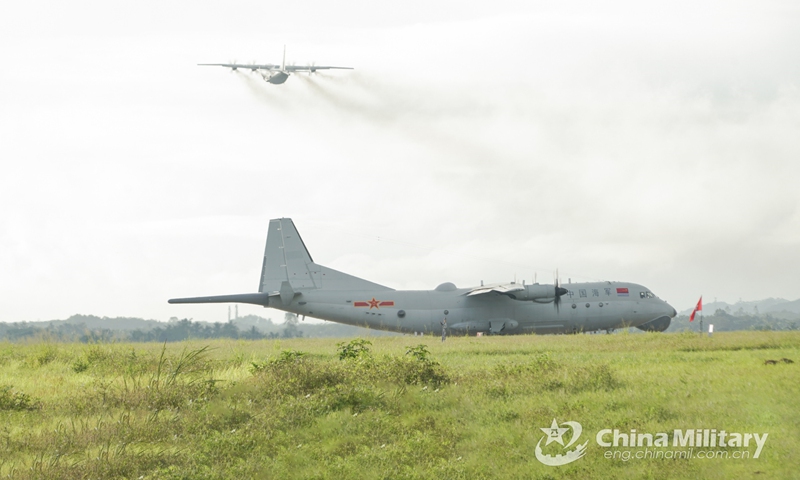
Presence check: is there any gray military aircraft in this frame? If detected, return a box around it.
[169,218,677,335]
[199,47,352,84]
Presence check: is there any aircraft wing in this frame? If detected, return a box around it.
[284,65,354,72]
[197,63,281,71]
[466,283,525,297]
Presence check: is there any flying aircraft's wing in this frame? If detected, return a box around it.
[197,63,280,71]
[466,284,525,297]
[284,65,354,72]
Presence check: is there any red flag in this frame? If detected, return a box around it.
[689,296,702,322]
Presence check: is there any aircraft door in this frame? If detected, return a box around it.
[582,286,611,331]
[562,288,579,332]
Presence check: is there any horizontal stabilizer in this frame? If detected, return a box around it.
[168,293,269,306]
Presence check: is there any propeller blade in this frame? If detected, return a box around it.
[552,269,568,313]
[554,270,560,313]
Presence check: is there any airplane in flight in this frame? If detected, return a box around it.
[198,47,352,84]
[169,218,677,335]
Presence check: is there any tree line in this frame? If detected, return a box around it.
[666,309,799,333]
[0,312,399,343]
[0,317,303,343]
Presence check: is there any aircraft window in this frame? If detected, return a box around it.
[585,303,590,308]
[397,310,406,318]
[571,304,577,309]
[639,292,646,299]
[579,289,587,298]
[443,310,449,315]
[592,289,599,297]
[599,302,603,307]
[647,292,655,298]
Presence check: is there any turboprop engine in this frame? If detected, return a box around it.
[467,283,568,304]
[505,284,569,303]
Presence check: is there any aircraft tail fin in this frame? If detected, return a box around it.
[259,218,393,294]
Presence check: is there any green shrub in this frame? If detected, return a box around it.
[32,345,58,367]
[0,385,40,411]
[336,338,372,361]
[72,358,90,373]
[250,349,307,373]
[395,344,449,386]
[405,344,431,362]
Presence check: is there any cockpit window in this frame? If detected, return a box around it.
[639,291,656,299]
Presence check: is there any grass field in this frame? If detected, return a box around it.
[1,331,798,479]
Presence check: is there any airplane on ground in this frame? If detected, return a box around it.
[169,218,677,335]
[199,47,352,84]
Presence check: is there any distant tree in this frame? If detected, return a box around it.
[221,321,239,339]
[282,313,303,338]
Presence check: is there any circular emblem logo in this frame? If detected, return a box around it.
[535,418,588,466]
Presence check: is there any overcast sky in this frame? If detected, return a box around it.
[2,1,798,323]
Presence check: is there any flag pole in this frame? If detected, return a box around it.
[699,294,703,335]
[699,310,703,336]
[690,295,703,334]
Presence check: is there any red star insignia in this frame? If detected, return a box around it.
[367,298,380,309]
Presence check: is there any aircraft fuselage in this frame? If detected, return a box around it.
[278,281,675,335]
[169,218,676,335]
[266,72,289,84]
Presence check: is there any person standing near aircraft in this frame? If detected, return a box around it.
[441,317,447,342]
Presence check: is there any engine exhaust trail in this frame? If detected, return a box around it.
[297,74,392,124]
[299,74,498,168]
[236,71,293,111]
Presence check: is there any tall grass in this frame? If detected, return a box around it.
[0,331,797,479]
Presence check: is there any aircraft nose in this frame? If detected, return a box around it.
[666,303,677,318]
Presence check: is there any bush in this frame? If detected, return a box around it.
[0,385,40,411]
[397,344,449,386]
[251,351,347,398]
[72,358,90,373]
[405,344,431,362]
[336,338,372,361]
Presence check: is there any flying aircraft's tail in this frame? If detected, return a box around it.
[168,218,391,308]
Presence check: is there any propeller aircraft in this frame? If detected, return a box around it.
[199,47,352,84]
[169,218,677,335]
